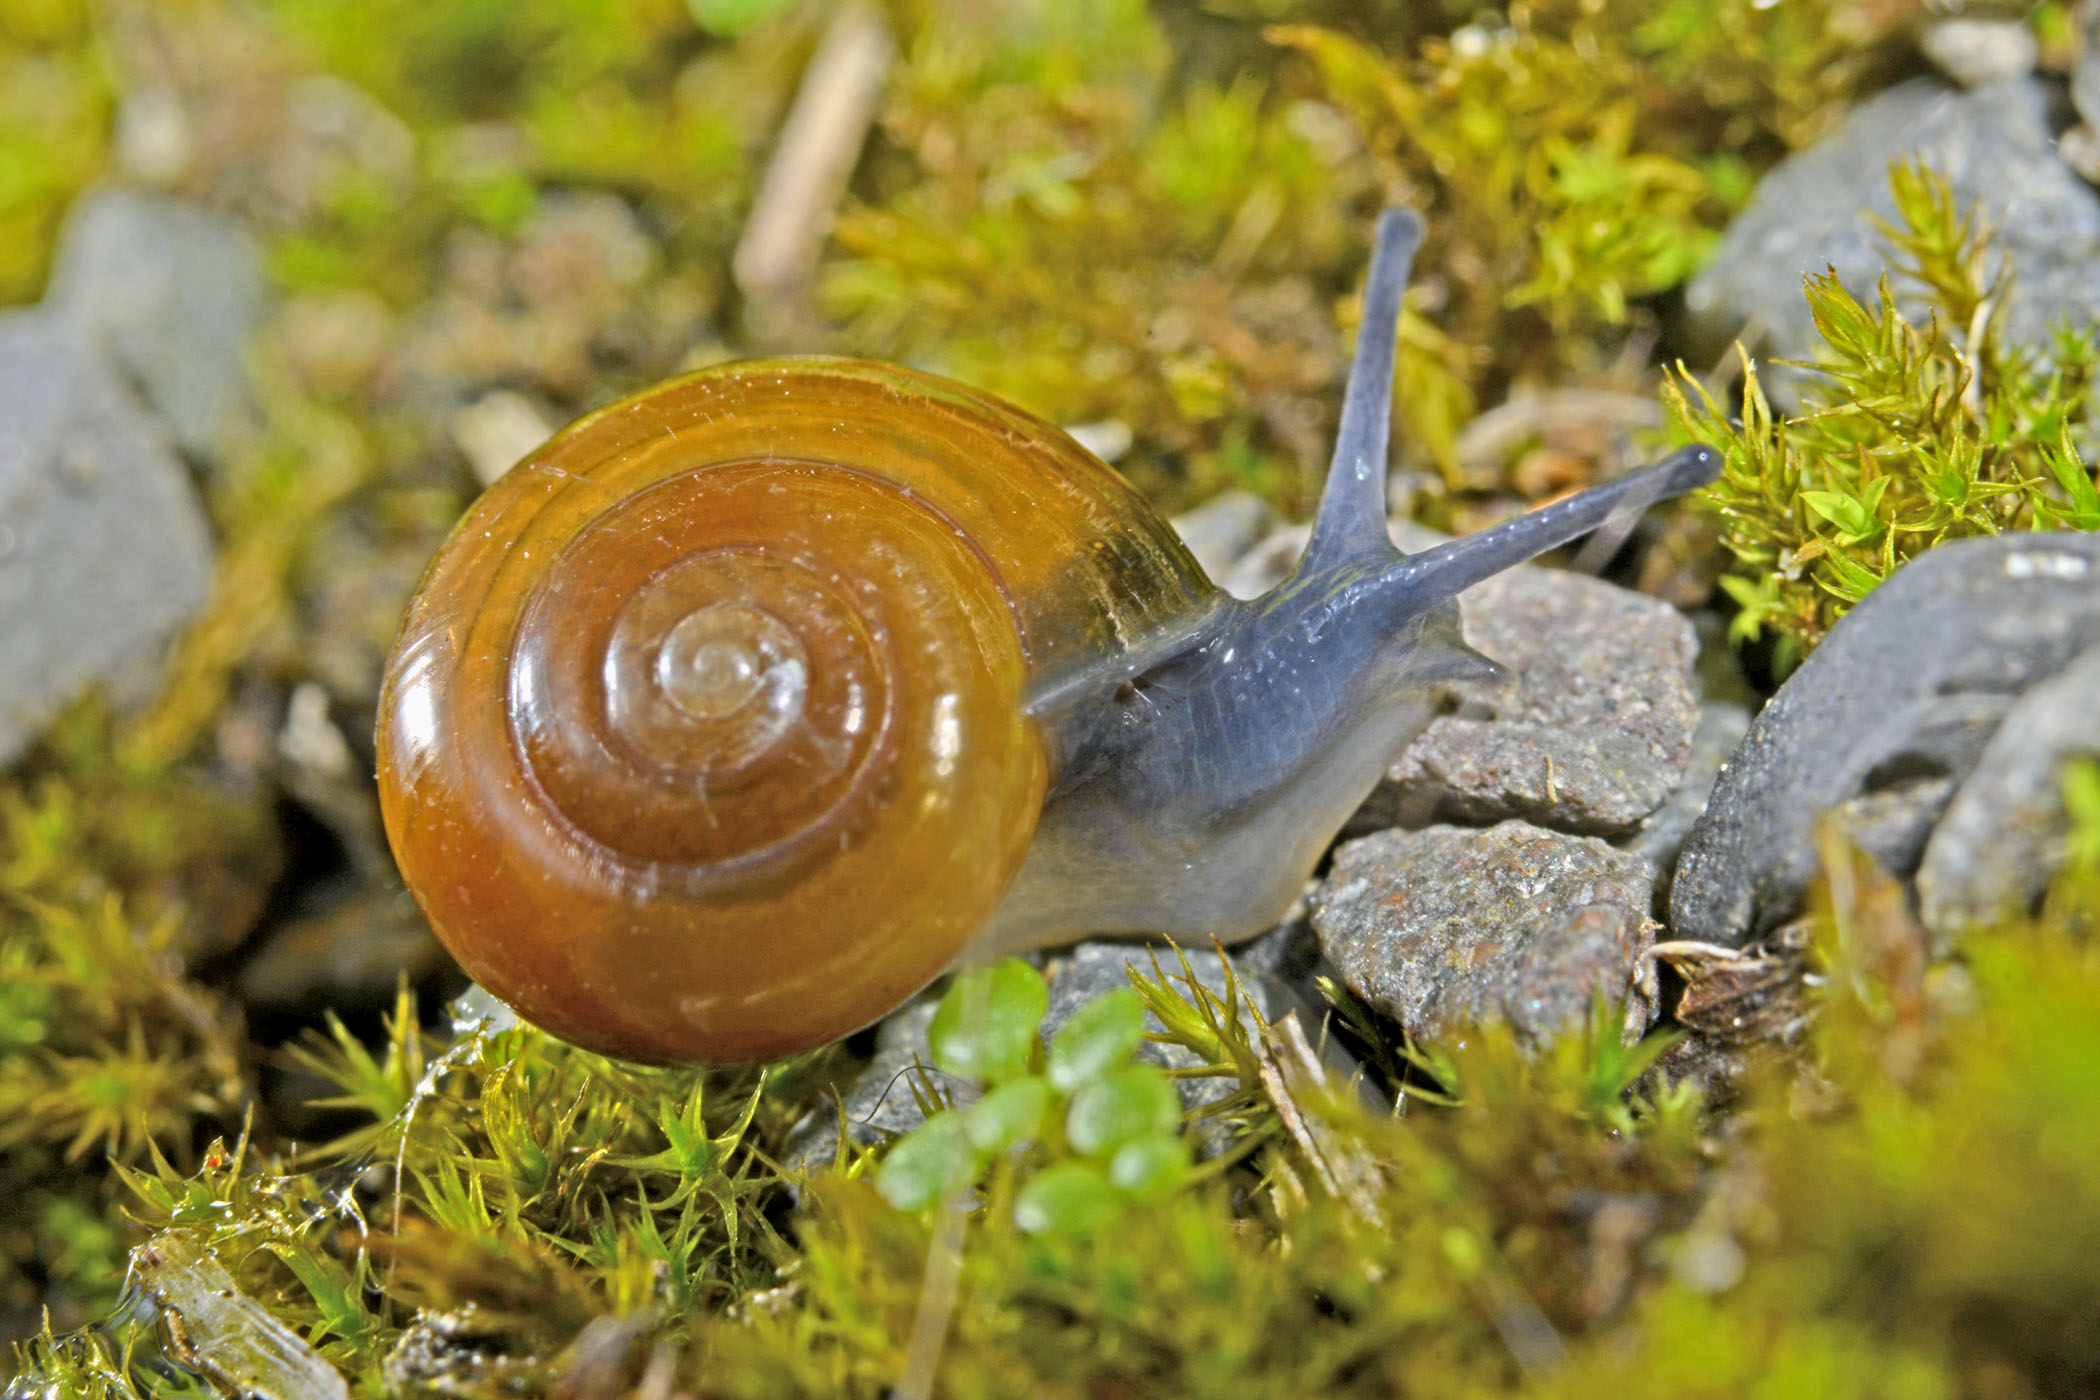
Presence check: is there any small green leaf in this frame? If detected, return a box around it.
[876,1111,977,1212]
[1014,1160,1122,1236]
[1065,1065,1180,1157]
[1046,990,1147,1094]
[966,1076,1053,1153]
[1106,1131,1189,1204]
[929,960,1048,1084]
[1801,489,1879,545]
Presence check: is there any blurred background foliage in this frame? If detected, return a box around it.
[5,0,1902,513]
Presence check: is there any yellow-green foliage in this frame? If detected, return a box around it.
[260,0,785,307]
[0,706,270,1329]
[0,0,110,301]
[18,850,2100,1398]
[19,994,802,1392]
[831,0,1889,510]
[1670,162,2100,666]
[824,0,1370,512]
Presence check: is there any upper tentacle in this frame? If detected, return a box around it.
[1305,207,1423,569]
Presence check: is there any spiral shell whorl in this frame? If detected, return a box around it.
[378,365,1089,1063]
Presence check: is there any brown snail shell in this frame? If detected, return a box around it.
[376,358,1212,1063]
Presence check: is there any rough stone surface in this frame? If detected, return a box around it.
[0,310,215,764]
[1684,79,2100,399]
[1169,488,1273,582]
[1670,534,2100,947]
[1828,778,1962,883]
[2076,0,2100,133]
[46,185,265,457]
[1631,695,1753,888]
[1920,19,2038,89]
[1917,641,2100,941]
[1311,821,1658,1046]
[1360,566,1701,837]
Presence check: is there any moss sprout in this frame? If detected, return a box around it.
[1669,161,2100,666]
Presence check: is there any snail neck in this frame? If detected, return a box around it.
[975,586,1475,958]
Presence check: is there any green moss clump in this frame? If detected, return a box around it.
[831,0,1891,514]
[1669,161,2100,667]
[822,0,1369,513]
[0,704,272,1332]
[16,850,2100,1398]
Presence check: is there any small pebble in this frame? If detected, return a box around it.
[1920,19,2038,89]
[1917,641,2100,943]
[46,186,264,459]
[0,310,215,764]
[1671,534,2100,947]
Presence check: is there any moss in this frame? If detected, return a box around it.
[0,690,292,1316]
[1669,161,2100,667]
[15,833,2100,1398]
[0,0,112,302]
[826,0,1892,514]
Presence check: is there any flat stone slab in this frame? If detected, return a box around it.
[1312,820,1658,1046]
[46,185,264,458]
[0,309,215,763]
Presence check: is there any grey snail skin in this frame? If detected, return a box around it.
[375,208,1720,1065]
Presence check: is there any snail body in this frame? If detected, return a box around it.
[377,211,1717,1064]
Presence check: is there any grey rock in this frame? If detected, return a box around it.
[1311,821,1658,1046]
[1921,19,2038,89]
[2060,124,2100,186]
[1218,520,1311,601]
[1917,641,2100,940]
[1360,565,1701,837]
[1684,79,2100,398]
[0,310,214,764]
[1670,534,2100,946]
[46,186,264,458]
[1170,489,1273,582]
[1630,695,1753,885]
[1226,515,1701,838]
[1829,777,1962,882]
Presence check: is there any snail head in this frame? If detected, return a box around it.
[979,209,1719,955]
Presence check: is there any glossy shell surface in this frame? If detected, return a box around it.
[377,358,1212,1062]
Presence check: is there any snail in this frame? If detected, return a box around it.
[376,210,1718,1065]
